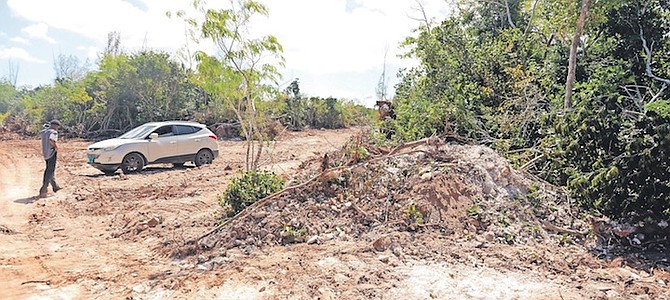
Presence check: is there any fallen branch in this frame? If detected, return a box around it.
[541,220,587,237]
[21,280,51,285]
[520,153,545,171]
[388,136,442,156]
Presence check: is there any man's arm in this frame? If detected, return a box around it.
[49,131,58,152]
[49,139,58,152]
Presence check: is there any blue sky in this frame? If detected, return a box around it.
[0,0,451,107]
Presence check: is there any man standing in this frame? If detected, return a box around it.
[39,119,62,198]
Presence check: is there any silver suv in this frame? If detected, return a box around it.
[87,121,219,175]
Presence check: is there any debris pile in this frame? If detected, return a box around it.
[199,136,589,254]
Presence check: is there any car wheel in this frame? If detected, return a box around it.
[194,149,213,167]
[121,153,145,173]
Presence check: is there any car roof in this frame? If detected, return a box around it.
[142,121,206,127]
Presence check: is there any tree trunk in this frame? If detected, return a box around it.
[504,0,516,29]
[564,0,590,109]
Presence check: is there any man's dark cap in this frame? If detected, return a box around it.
[50,119,61,126]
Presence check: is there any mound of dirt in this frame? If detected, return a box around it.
[198,137,589,255]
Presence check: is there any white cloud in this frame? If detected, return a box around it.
[261,1,445,79]
[8,0,195,52]
[10,36,30,45]
[22,23,57,44]
[77,45,100,60]
[252,0,450,75]
[7,0,450,67]
[0,46,46,63]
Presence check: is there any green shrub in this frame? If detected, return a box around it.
[220,170,285,215]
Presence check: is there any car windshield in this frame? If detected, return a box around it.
[118,124,156,139]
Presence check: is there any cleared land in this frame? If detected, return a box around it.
[0,128,667,299]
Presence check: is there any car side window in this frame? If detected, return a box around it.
[154,126,174,137]
[175,125,199,135]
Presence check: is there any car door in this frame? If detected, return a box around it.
[174,125,203,156]
[146,125,180,162]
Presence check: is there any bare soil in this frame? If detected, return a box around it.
[0,128,668,300]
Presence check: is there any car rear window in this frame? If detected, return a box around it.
[175,125,201,135]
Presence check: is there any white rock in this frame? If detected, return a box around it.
[196,262,213,271]
[132,284,146,293]
[630,272,640,280]
[307,236,319,244]
[421,172,433,181]
[605,290,620,298]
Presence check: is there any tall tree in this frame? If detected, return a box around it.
[53,54,89,83]
[564,0,591,109]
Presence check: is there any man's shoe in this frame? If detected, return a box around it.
[53,187,62,193]
[38,193,48,198]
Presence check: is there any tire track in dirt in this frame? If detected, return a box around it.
[152,199,214,214]
[0,143,72,299]
[0,150,40,202]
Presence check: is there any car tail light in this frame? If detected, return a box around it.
[209,135,217,140]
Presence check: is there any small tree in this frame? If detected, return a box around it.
[182,0,284,171]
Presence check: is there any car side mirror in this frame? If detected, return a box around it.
[149,133,159,140]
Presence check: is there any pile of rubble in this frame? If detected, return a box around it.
[199,136,589,254]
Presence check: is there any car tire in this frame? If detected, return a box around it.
[121,153,145,173]
[194,149,213,167]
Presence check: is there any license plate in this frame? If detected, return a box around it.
[87,155,94,163]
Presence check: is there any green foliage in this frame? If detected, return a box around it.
[220,170,284,215]
[467,204,481,217]
[275,80,373,131]
[385,0,670,220]
[279,225,307,244]
[85,51,198,131]
[646,100,670,117]
[549,107,670,218]
[279,80,308,130]
[0,81,18,114]
[186,0,285,170]
[405,202,425,228]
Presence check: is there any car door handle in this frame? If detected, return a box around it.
[195,139,201,142]
[170,141,177,144]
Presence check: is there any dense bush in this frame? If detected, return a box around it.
[219,171,284,216]
[277,95,373,131]
[548,109,670,218]
[383,0,670,220]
